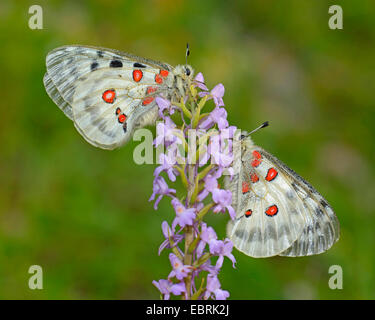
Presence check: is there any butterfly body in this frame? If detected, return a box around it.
[225,133,340,258]
[44,45,194,149]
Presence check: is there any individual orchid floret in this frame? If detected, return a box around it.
[149,176,176,210]
[210,84,225,107]
[154,151,179,182]
[194,72,209,91]
[197,174,219,201]
[212,189,236,220]
[199,83,225,107]
[171,198,196,229]
[168,253,191,280]
[208,134,233,168]
[156,97,175,119]
[199,107,229,130]
[196,222,219,257]
[154,117,182,147]
[152,279,186,300]
[204,274,229,300]
[158,221,184,255]
[210,238,236,268]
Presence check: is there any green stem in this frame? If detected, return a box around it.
[183,165,196,299]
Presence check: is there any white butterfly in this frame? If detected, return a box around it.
[225,129,340,258]
[43,45,194,149]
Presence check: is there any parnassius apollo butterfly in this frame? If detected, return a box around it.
[43,45,194,149]
[224,129,340,258]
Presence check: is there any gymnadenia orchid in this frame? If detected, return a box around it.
[150,73,237,300]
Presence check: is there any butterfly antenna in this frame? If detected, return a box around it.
[185,43,190,66]
[244,121,269,137]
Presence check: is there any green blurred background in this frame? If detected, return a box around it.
[0,0,374,299]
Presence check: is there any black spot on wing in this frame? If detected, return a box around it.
[315,207,324,217]
[320,199,329,208]
[91,61,99,71]
[97,50,104,57]
[110,60,123,68]
[66,57,73,65]
[133,62,146,68]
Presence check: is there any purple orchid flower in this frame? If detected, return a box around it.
[199,83,225,107]
[152,279,186,300]
[171,198,196,229]
[168,253,191,280]
[194,72,209,91]
[158,221,184,255]
[208,132,234,168]
[151,72,237,300]
[204,274,230,300]
[210,84,225,107]
[154,117,182,147]
[210,238,236,268]
[149,176,176,210]
[154,151,179,182]
[199,107,229,130]
[212,189,236,220]
[196,222,218,257]
[156,97,175,119]
[197,174,219,201]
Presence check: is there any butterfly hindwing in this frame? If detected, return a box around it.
[44,46,173,149]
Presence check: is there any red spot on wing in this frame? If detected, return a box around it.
[245,209,252,218]
[266,168,278,181]
[102,89,116,103]
[142,96,155,106]
[146,86,157,94]
[250,173,259,183]
[160,70,169,77]
[115,107,121,115]
[251,150,262,167]
[242,182,250,194]
[118,114,127,123]
[253,150,261,159]
[265,205,278,217]
[155,73,163,84]
[133,69,143,82]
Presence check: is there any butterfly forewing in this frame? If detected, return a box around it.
[258,149,340,257]
[227,144,307,257]
[44,46,178,149]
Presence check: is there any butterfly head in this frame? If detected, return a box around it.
[172,64,195,99]
[240,131,249,140]
[174,64,195,80]
[239,131,254,150]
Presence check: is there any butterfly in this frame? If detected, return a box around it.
[43,45,194,149]
[224,126,340,258]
